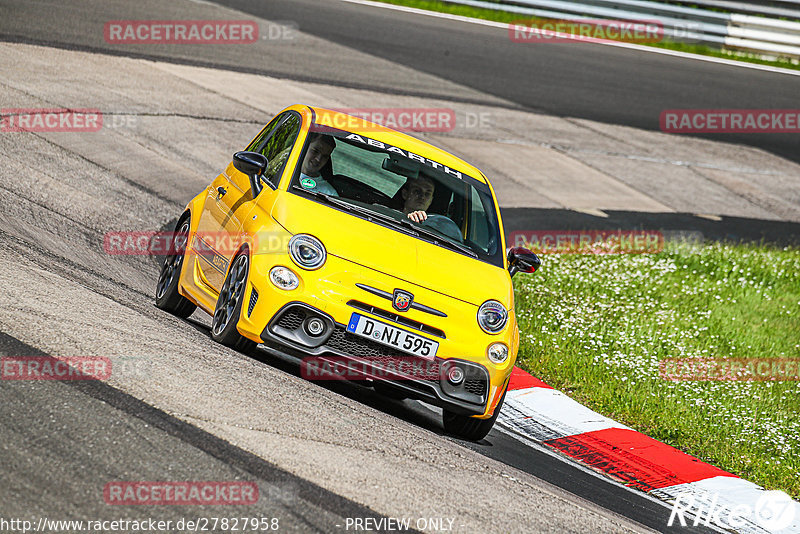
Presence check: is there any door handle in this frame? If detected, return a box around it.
[216,186,227,198]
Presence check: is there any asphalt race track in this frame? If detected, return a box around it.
[3,0,799,164]
[1,0,796,532]
[0,333,414,533]
[217,0,800,166]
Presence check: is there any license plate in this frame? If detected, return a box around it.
[346,313,438,360]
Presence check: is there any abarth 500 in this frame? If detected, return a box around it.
[155,105,539,440]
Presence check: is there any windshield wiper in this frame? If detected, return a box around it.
[293,186,477,258]
[292,187,419,237]
[411,224,478,258]
[342,199,477,258]
[347,201,474,257]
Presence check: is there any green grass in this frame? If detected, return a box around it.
[513,241,800,498]
[373,0,800,71]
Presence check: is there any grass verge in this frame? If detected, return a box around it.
[513,240,800,498]
[371,0,800,71]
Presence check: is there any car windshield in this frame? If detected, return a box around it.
[289,125,504,268]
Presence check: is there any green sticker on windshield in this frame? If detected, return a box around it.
[300,177,316,189]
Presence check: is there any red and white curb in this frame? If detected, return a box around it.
[500,367,800,533]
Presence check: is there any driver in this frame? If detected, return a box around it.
[299,133,338,196]
[400,176,462,241]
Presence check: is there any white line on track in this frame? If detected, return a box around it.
[338,0,800,77]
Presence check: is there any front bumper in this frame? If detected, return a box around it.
[235,251,515,417]
[260,302,491,416]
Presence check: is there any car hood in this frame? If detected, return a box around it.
[271,193,512,308]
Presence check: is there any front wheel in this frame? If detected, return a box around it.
[443,387,507,441]
[211,252,256,353]
[155,218,197,318]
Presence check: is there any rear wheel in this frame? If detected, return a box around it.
[211,252,256,353]
[443,386,507,441]
[155,218,196,318]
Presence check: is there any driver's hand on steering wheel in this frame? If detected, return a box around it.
[407,210,428,223]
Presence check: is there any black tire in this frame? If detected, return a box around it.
[442,386,507,441]
[210,252,256,353]
[155,217,197,318]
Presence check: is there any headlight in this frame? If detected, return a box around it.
[487,343,509,364]
[269,266,299,290]
[288,234,326,270]
[477,300,507,334]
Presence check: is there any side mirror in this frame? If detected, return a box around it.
[507,247,540,277]
[233,151,268,196]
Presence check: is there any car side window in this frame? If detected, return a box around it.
[246,114,284,153]
[251,113,302,188]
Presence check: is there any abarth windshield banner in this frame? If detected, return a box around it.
[309,122,472,183]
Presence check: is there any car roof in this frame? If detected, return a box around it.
[305,105,489,185]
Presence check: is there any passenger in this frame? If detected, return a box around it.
[299,133,338,196]
[400,176,462,241]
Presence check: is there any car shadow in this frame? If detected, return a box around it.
[181,314,448,437]
[250,344,447,436]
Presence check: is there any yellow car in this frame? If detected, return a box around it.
[155,105,540,440]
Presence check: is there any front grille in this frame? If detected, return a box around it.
[347,300,445,339]
[325,327,441,379]
[248,288,259,317]
[464,378,487,397]
[277,309,305,331]
[326,327,404,358]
